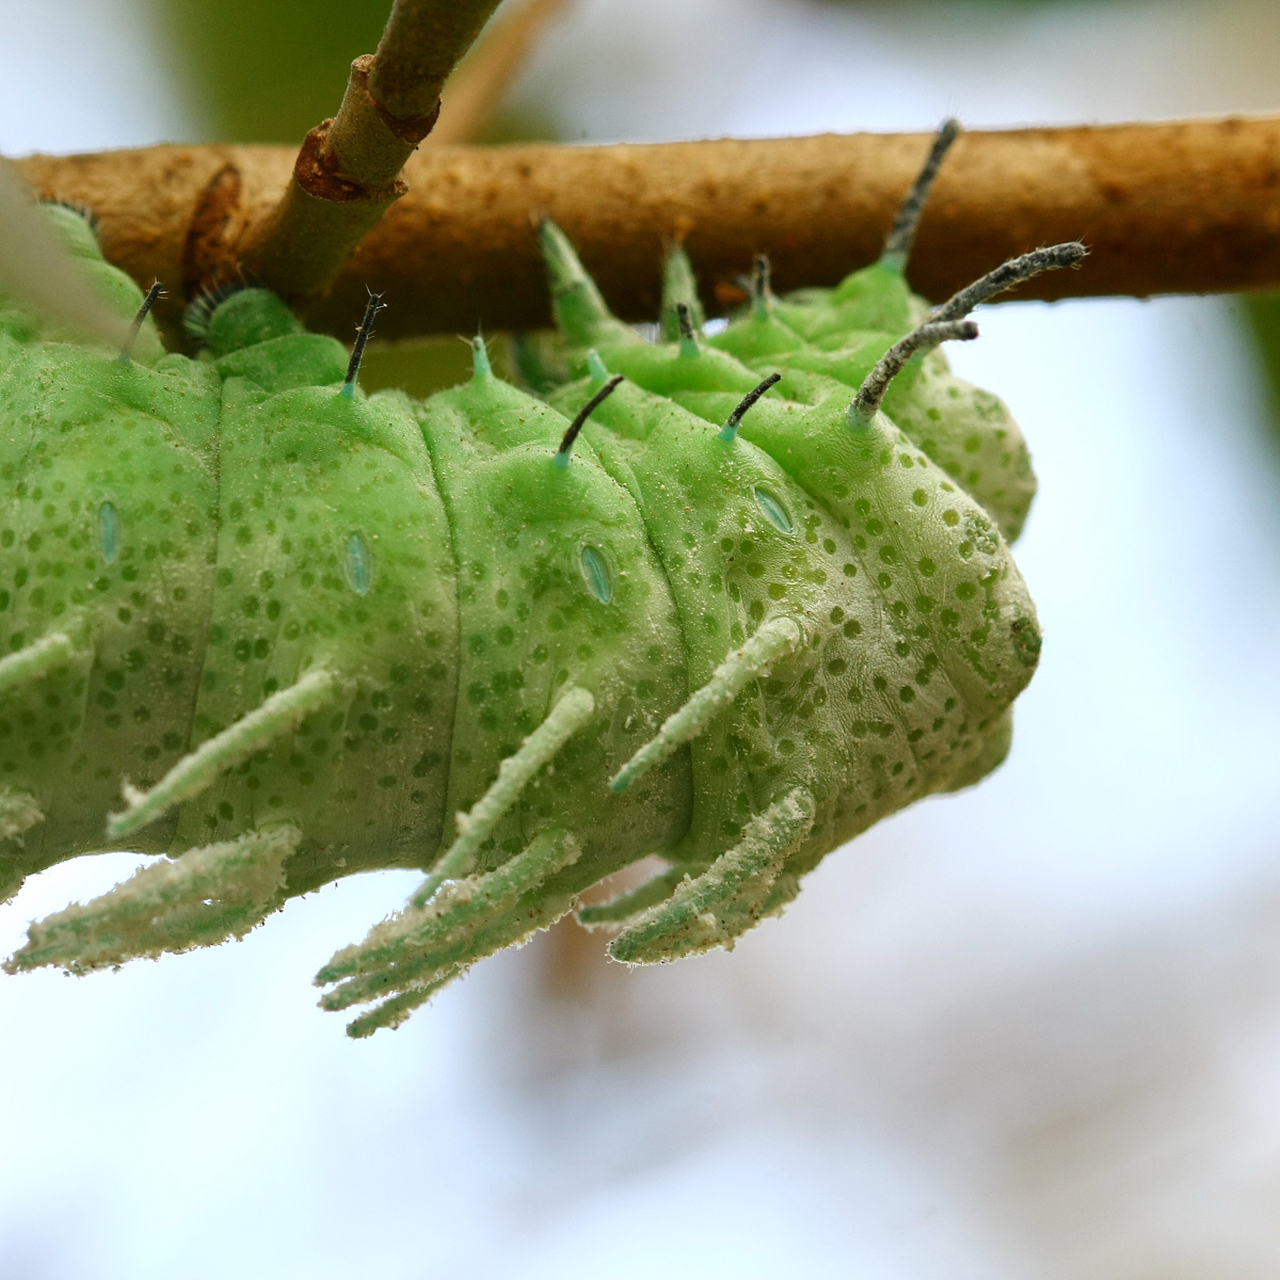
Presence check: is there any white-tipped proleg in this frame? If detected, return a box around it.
[577,865,689,927]
[0,632,75,700]
[0,786,43,842]
[317,827,581,1001]
[610,787,815,964]
[412,685,595,905]
[5,823,300,973]
[609,616,802,794]
[343,967,464,1038]
[107,667,341,839]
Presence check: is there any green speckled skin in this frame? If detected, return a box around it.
[1,209,1042,1035]
[539,226,1037,544]
[0,247,220,876]
[173,302,463,896]
[407,361,691,901]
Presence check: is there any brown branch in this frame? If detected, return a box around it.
[237,0,503,302]
[16,115,1280,341]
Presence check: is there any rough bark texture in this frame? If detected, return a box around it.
[16,115,1280,341]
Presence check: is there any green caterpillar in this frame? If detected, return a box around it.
[0,130,1081,1036]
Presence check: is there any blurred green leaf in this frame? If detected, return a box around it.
[151,0,389,143]
[1240,293,1280,447]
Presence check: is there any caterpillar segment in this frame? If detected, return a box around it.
[0,214,223,891]
[168,288,462,890]
[1,199,1053,1036]
[311,340,699,1031]
[547,306,1042,940]
[107,666,344,840]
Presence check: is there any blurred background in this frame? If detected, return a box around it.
[4,1,1280,1277]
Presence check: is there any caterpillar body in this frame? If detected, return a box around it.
[0,131,1082,1036]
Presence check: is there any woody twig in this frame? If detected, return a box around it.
[234,0,504,303]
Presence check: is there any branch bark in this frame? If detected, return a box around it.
[16,114,1280,341]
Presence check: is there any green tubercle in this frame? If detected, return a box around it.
[718,372,782,443]
[660,242,705,342]
[586,349,610,384]
[471,333,493,380]
[539,217,641,350]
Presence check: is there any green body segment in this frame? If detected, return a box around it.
[528,222,1036,543]
[410,354,691,900]
[0,254,222,890]
[553,371,1038,885]
[171,312,464,894]
[2,205,1044,1036]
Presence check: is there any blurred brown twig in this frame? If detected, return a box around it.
[17,115,1280,338]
